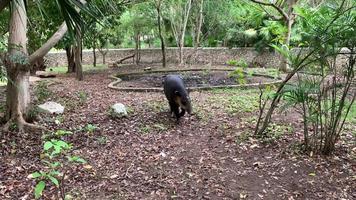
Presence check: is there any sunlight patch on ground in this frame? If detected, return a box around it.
[46,64,108,74]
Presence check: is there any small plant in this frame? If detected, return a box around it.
[226,59,238,66]
[227,59,248,69]
[236,131,251,144]
[29,136,86,199]
[140,125,151,134]
[35,81,52,102]
[42,130,72,140]
[236,59,248,69]
[229,67,246,85]
[76,91,88,104]
[54,115,65,125]
[84,124,98,134]
[97,136,107,145]
[258,123,292,144]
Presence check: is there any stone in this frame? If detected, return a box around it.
[144,67,152,71]
[38,102,64,114]
[111,103,128,117]
[36,71,56,78]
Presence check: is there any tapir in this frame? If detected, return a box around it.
[163,75,192,121]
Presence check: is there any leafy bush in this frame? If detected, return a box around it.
[229,67,246,84]
[29,134,86,199]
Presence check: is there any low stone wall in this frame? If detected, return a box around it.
[45,47,282,68]
[44,47,351,69]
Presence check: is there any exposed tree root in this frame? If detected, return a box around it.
[3,115,46,133]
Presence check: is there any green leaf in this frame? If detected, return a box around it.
[28,172,42,179]
[68,156,87,164]
[43,141,53,151]
[309,172,316,176]
[55,140,70,149]
[34,181,46,199]
[48,175,59,187]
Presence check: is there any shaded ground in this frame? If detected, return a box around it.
[0,65,355,200]
[118,71,276,88]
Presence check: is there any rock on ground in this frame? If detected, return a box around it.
[38,101,64,114]
[111,103,128,117]
[36,71,56,78]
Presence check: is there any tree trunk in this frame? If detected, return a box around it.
[99,48,108,64]
[65,46,76,73]
[179,0,192,65]
[135,33,140,65]
[93,41,96,67]
[4,0,37,132]
[75,36,83,81]
[156,1,166,68]
[194,0,204,50]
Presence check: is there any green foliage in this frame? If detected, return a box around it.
[30,130,87,199]
[271,1,356,154]
[261,123,293,143]
[76,91,88,104]
[35,81,52,102]
[226,59,238,66]
[8,51,29,65]
[229,67,246,85]
[84,124,98,134]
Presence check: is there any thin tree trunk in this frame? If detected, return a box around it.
[93,41,97,67]
[156,0,166,67]
[75,35,83,81]
[179,0,192,65]
[135,33,140,65]
[65,46,76,73]
[194,0,204,50]
[98,48,108,64]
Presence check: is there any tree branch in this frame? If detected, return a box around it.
[29,22,68,64]
[249,0,289,21]
[0,0,10,13]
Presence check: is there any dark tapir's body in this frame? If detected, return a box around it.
[163,75,192,121]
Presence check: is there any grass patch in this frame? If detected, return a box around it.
[145,100,166,113]
[139,123,168,134]
[210,88,260,114]
[246,68,281,79]
[46,64,108,74]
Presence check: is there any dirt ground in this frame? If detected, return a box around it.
[0,65,355,200]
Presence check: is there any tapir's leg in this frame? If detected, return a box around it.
[168,101,175,118]
[180,108,186,117]
[171,102,180,121]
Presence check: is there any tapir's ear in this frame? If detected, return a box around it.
[174,90,181,96]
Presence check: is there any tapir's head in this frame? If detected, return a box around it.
[174,90,192,114]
